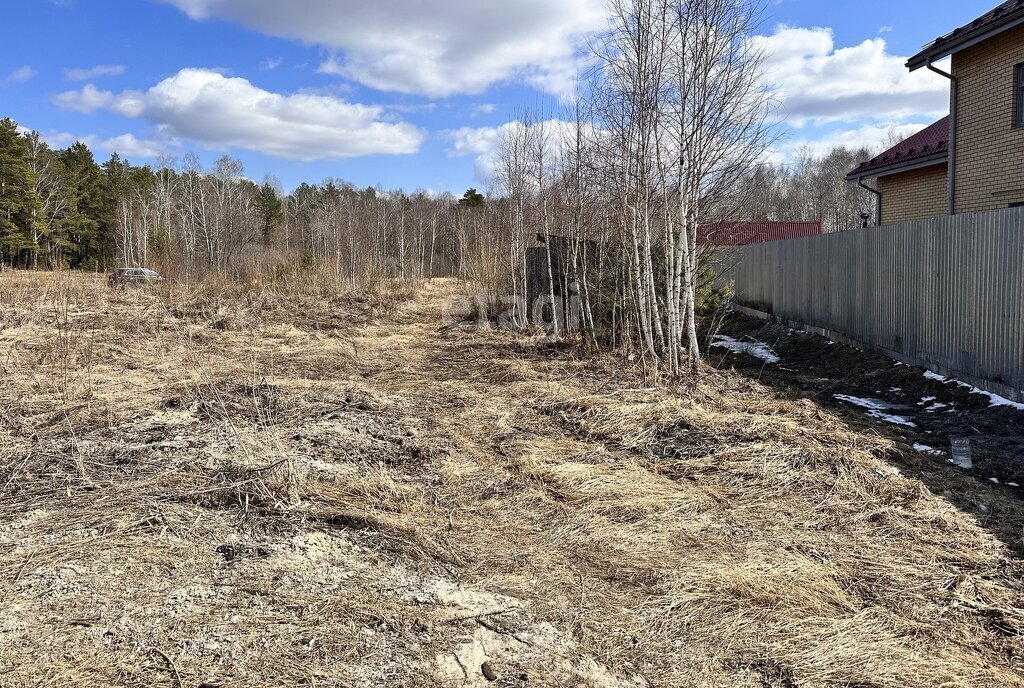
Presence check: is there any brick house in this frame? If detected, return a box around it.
[847,0,1024,225]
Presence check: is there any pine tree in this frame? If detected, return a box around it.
[256,182,283,244]
[0,119,45,267]
[458,188,485,208]
[57,142,110,270]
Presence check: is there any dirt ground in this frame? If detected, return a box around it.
[1,272,1023,687]
[715,316,1024,534]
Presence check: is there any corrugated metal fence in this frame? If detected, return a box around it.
[717,207,1024,402]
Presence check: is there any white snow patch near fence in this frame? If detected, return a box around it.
[834,395,894,411]
[833,395,917,427]
[914,443,942,456]
[712,336,780,364]
[924,371,1024,411]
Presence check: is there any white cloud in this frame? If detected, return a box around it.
[45,132,165,158]
[753,26,950,127]
[91,133,166,158]
[160,0,605,98]
[261,57,283,71]
[771,122,931,162]
[53,69,425,161]
[447,123,506,185]
[472,103,497,117]
[448,118,581,184]
[53,84,115,113]
[5,66,36,84]
[448,125,504,158]
[452,25,949,181]
[64,64,126,81]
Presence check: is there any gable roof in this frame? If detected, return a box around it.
[907,0,1024,71]
[846,117,950,180]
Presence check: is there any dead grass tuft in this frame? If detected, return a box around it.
[1,272,1021,687]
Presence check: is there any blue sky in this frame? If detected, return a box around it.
[0,0,997,194]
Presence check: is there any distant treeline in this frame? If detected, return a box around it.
[726,146,889,232]
[0,98,902,381]
[0,117,482,281]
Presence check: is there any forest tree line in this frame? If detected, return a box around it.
[727,144,902,232]
[0,116,478,281]
[0,115,887,274]
[0,0,905,376]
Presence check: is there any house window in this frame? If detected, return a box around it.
[1018,63,1024,127]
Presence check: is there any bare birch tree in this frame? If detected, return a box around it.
[665,0,773,371]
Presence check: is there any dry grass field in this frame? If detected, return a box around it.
[1,271,1022,687]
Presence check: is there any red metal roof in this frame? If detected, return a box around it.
[847,117,950,179]
[699,221,823,246]
[907,0,1024,70]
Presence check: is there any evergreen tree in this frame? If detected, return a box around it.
[0,119,45,266]
[458,188,485,208]
[255,182,283,244]
[57,143,110,270]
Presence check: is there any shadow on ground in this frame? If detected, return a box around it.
[711,313,1024,557]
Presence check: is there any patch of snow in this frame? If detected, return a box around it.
[986,393,1024,411]
[914,443,942,456]
[833,395,917,427]
[990,478,1001,484]
[1009,482,1020,488]
[917,396,950,412]
[873,413,916,427]
[923,371,1024,411]
[711,335,780,364]
[834,395,896,412]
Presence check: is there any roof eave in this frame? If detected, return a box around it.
[846,153,949,181]
[907,11,1024,71]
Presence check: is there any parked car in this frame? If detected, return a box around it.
[108,268,165,288]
